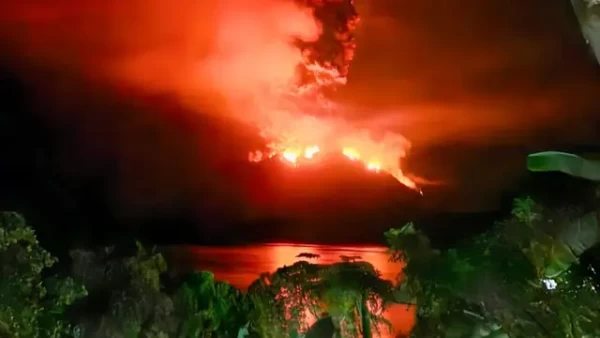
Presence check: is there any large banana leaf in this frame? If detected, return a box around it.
[559,211,600,257]
[527,151,600,277]
[541,211,600,278]
[571,0,600,65]
[527,151,600,181]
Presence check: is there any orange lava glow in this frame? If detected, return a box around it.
[4,0,421,192]
[246,61,421,190]
[223,0,421,192]
[252,141,416,188]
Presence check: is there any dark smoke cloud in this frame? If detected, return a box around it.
[296,0,360,78]
[0,0,369,226]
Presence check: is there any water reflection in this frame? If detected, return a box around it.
[168,243,415,337]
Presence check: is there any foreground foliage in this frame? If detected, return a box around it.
[4,182,600,337]
[386,197,600,338]
[248,259,395,338]
[0,212,87,338]
[0,212,397,338]
[174,271,248,337]
[527,151,600,182]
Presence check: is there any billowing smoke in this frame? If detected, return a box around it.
[9,0,596,212]
[295,0,360,92]
[0,0,421,227]
[297,0,359,77]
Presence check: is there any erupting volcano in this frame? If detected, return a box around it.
[5,0,421,194]
[211,0,420,191]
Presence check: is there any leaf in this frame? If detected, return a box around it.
[0,212,84,338]
[557,211,600,257]
[543,241,578,278]
[399,222,417,235]
[570,0,600,65]
[527,151,600,181]
[511,197,541,224]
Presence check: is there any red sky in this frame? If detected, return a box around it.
[1,0,599,211]
[339,0,600,210]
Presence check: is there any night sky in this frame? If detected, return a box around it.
[0,0,599,246]
[344,0,600,210]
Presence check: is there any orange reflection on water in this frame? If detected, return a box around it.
[169,243,415,337]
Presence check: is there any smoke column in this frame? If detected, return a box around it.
[2,0,420,190]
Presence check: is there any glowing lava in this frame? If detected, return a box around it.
[252,143,418,191]
[235,0,420,192]
[282,150,299,164]
[304,145,320,159]
[342,147,360,161]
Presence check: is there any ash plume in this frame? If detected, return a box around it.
[295,0,360,91]
[3,0,599,213]
[1,0,422,213]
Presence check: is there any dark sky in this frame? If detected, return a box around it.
[340,0,600,210]
[1,0,599,226]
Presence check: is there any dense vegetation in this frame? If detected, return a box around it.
[386,197,600,337]
[2,151,600,337]
[2,195,599,338]
[0,212,400,338]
